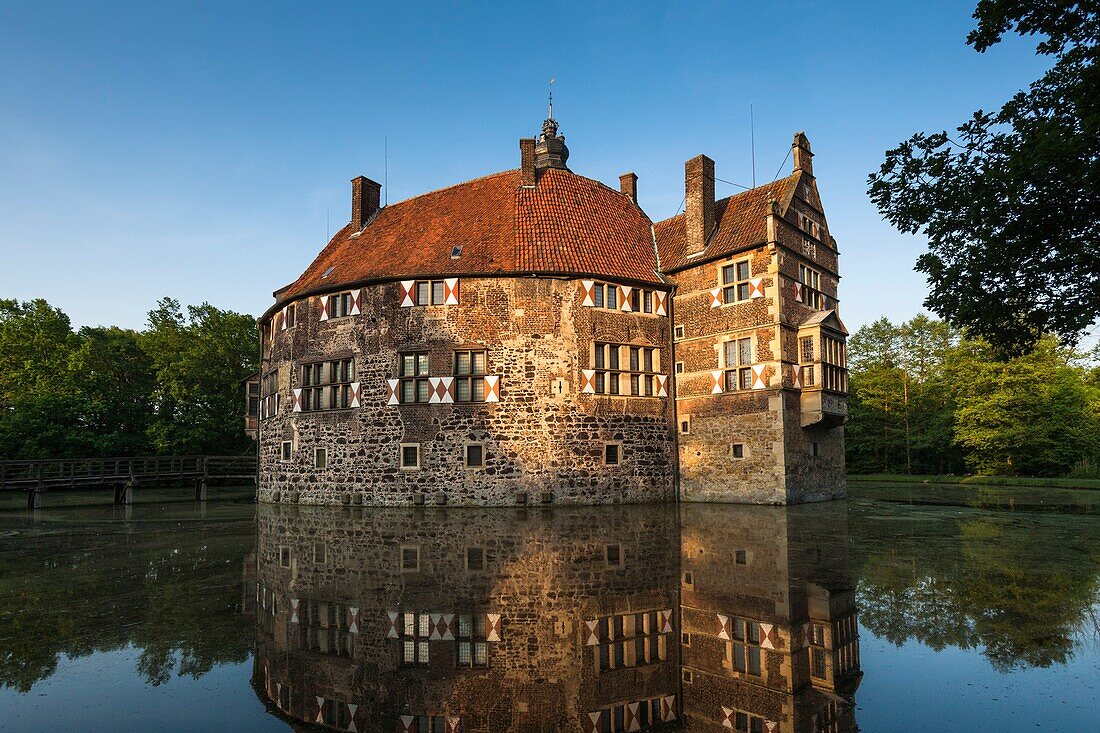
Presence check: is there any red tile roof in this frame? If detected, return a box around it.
[655,173,802,272]
[277,168,661,304]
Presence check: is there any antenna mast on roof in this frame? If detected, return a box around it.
[548,78,555,119]
[384,134,389,206]
[750,104,757,188]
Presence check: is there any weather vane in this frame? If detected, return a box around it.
[548,78,555,119]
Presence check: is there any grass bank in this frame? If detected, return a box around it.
[848,473,1100,490]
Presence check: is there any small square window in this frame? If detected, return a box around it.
[451,244,462,258]
[603,443,621,466]
[683,669,694,684]
[674,325,685,339]
[314,448,327,468]
[465,443,484,469]
[466,546,484,571]
[400,443,420,470]
[683,571,694,586]
[280,441,292,461]
[732,444,745,459]
[680,418,691,434]
[279,546,291,568]
[605,544,623,567]
[400,545,420,572]
[735,549,747,565]
[675,361,684,374]
[682,632,692,646]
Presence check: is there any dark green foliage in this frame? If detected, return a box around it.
[868,0,1100,356]
[0,297,257,459]
[847,315,1100,476]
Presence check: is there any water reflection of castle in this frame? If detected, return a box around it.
[248,503,860,732]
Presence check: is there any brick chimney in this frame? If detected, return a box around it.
[792,132,813,176]
[351,176,381,229]
[685,154,715,253]
[520,138,536,186]
[619,172,638,204]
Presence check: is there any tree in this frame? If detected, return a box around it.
[868,0,1100,356]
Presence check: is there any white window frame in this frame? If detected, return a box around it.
[400,443,421,471]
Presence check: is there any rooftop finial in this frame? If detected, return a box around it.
[548,77,554,120]
[535,79,569,170]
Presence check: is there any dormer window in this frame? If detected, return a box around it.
[451,245,463,258]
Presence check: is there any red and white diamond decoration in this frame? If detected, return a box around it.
[348,606,360,634]
[486,613,503,642]
[751,364,767,390]
[349,382,361,408]
[580,280,597,307]
[314,696,325,724]
[712,370,724,395]
[660,695,677,722]
[399,281,416,307]
[764,722,778,733]
[581,369,596,394]
[428,377,455,404]
[385,379,400,406]
[428,613,455,641]
[399,715,416,733]
[280,306,288,331]
[443,278,460,306]
[717,613,732,640]
[484,376,501,403]
[290,598,300,623]
[349,288,362,316]
[654,291,668,316]
[619,285,633,312]
[292,388,303,412]
[345,703,359,732]
[445,718,460,733]
[749,277,766,298]
[584,712,602,733]
[319,295,330,321]
[658,609,674,634]
[386,611,401,639]
[710,288,723,308]
[655,374,668,398]
[584,619,600,646]
[792,364,802,389]
[794,281,803,303]
[626,702,642,732]
[722,707,736,729]
[760,622,779,650]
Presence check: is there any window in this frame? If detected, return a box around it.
[590,699,667,733]
[465,443,484,468]
[674,324,685,339]
[451,244,462,258]
[399,352,430,403]
[800,336,814,363]
[723,337,753,392]
[682,632,692,647]
[822,335,848,392]
[587,281,663,315]
[279,546,291,568]
[593,342,660,396]
[456,613,489,668]
[675,361,684,374]
[604,443,621,466]
[799,212,821,240]
[325,292,353,319]
[732,443,745,459]
[680,417,691,434]
[683,669,694,684]
[400,545,420,572]
[300,358,356,411]
[412,280,449,306]
[727,617,763,675]
[813,441,820,458]
[401,612,430,665]
[299,600,353,658]
[285,303,296,328]
[465,546,484,571]
[454,350,487,402]
[247,381,260,418]
[735,549,747,565]
[721,259,751,303]
[400,443,421,470]
[314,448,327,469]
[798,264,824,310]
[605,544,623,567]
[592,612,670,671]
[260,371,278,419]
[729,710,767,733]
[313,542,326,564]
[280,441,292,461]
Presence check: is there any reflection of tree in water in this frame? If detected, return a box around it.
[0,513,254,692]
[852,503,1100,671]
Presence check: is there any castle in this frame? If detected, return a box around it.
[255,116,847,506]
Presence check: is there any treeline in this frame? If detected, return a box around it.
[0,297,257,460]
[846,315,1100,477]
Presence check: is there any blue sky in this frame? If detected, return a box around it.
[0,1,1051,332]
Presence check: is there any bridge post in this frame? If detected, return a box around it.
[195,478,207,502]
[28,467,44,510]
[114,482,134,505]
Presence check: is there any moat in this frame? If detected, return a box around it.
[0,485,1097,732]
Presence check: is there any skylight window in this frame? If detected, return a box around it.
[321,266,335,279]
[451,245,462,259]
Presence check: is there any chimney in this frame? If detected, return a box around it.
[685,154,715,253]
[792,132,814,176]
[351,176,382,229]
[619,172,638,204]
[520,138,536,186]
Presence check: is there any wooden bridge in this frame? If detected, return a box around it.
[0,455,257,509]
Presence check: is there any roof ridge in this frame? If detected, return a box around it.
[379,169,520,210]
